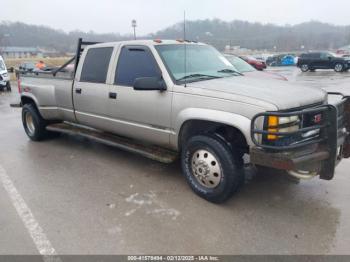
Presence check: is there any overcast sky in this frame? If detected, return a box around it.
[2,0,350,35]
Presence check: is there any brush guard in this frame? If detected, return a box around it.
[250,92,350,180]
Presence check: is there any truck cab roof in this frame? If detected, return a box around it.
[89,39,206,48]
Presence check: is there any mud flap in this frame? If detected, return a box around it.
[320,105,342,180]
[342,98,350,158]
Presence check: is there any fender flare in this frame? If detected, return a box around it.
[171,108,253,149]
[21,93,40,108]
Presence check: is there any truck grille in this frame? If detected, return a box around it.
[251,93,350,152]
[251,105,333,150]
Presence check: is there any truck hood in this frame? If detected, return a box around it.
[187,76,327,110]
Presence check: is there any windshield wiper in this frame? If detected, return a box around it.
[218,69,243,76]
[177,74,221,81]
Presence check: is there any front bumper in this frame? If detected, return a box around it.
[250,93,350,180]
[0,81,9,87]
[0,75,10,87]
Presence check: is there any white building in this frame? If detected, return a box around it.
[0,46,42,58]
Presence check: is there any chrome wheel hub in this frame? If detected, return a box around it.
[25,113,35,135]
[191,150,222,188]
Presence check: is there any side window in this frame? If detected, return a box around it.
[311,53,321,59]
[320,53,328,59]
[115,46,161,86]
[80,47,113,83]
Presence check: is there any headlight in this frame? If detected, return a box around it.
[266,115,300,140]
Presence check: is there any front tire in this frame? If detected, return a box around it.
[6,82,11,91]
[181,135,244,203]
[22,104,48,141]
[334,63,344,72]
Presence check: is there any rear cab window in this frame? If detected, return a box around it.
[114,46,161,86]
[80,47,113,83]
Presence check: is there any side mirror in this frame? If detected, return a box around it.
[133,77,166,91]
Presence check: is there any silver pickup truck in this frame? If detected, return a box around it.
[18,39,350,203]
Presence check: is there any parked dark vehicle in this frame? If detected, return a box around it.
[297,52,350,72]
[240,56,267,70]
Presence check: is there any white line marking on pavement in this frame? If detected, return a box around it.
[0,165,61,262]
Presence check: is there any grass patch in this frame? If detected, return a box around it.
[5,57,72,68]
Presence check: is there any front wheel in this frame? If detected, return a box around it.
[181,135,244,203]
[22,104,48,141]
[334,63,344,72]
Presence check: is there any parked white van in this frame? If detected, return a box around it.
[0,56,11,91]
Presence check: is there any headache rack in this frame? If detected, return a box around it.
[63,38,101,77]
[251,92,350,151]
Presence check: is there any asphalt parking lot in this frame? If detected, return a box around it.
[0,67,350,256]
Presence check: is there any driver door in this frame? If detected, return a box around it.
[108,45,172,147]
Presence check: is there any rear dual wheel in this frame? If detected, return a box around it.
[22,104,49,141]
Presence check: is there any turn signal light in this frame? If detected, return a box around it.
[267,116,278,140]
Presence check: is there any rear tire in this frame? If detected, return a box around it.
[6,82,11,91]
[300,64,309,72]
[334,63,344,72]
[22,104,48,141]
[181,135,244,203]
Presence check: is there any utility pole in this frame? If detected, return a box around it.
[131,20,137,40]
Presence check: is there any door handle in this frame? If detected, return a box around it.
[75,88,82,94]
[109,92,117,99]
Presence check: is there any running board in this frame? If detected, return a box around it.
[46,122,178,163]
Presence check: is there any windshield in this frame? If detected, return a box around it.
[155,44,239,83]
[0,59,6,71]
[225,55,256,73]
[328,52,337,57]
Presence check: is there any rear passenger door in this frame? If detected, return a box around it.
[73,46,114,130]
[311,53,325,68]
[109,45,172,146]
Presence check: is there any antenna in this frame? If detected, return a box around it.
[183,10,187,87]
